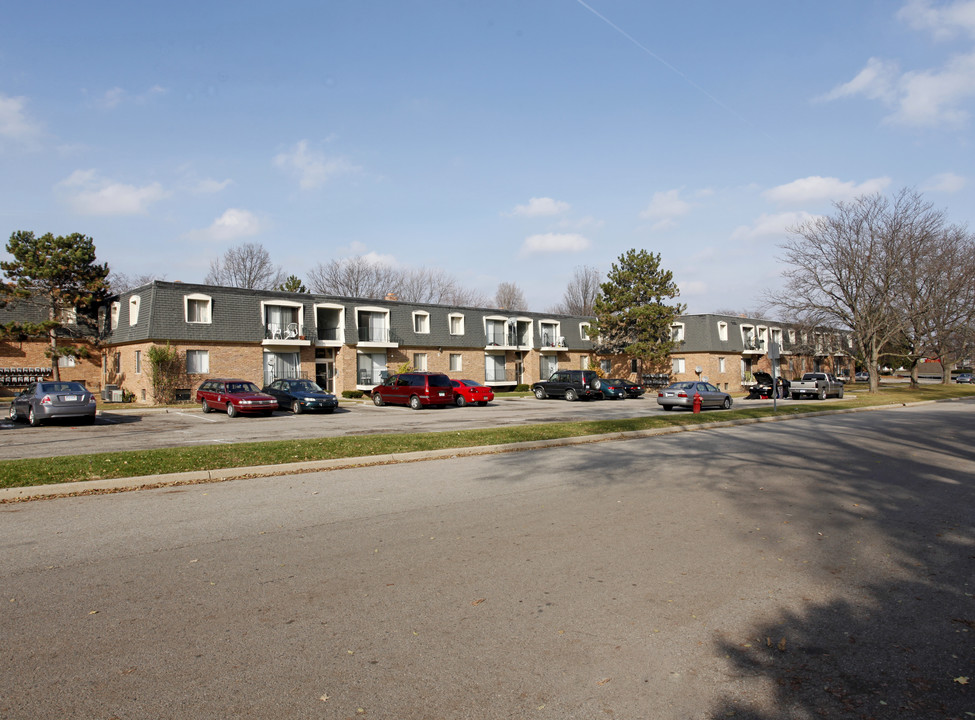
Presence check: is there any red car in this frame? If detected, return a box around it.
[196,378,278,417]
[450,378,494,407]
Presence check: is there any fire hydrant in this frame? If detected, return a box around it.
[692,392,702,414]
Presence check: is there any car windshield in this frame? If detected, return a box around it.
[39,382,87,394]
[290,380,323,392]
[227,382,261,393]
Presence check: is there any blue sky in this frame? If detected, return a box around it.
[2,1,974,314]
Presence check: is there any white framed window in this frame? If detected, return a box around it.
[186,350,210,374]
[262,300,304,339]
[600,359,611,374]
[448,313,464,335]
[129,295,141,326]
[184,294,212,324]
[413,311,430,334]
[539,320,562,347]
[413,352,428,371]
[110,302,120,330]
[717,321,728,342]
[788,329,797,344]
[134,350,142,374]
[58,355,76,368]
[540,354,558,379]
[449,353,462,372]
[718,357,725,373]
[671,323,685,342]
[672,358,685,374]
[580,322,590,340]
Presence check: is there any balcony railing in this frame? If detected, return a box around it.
[317,327,342,341]
[357,369,388,386]
[358,327,396,343]
[264,323,311,340]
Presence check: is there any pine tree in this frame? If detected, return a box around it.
[2,231,110,380]
[592,249,685,375]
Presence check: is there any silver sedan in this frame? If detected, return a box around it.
[9,381,98,426]
[656,381,733,411]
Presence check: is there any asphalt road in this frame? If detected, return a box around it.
[0,393,818,460]
[1,400,972,719]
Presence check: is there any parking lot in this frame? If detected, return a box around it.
[0,393,816,461]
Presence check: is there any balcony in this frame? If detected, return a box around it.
[357,326,399,347]
[262,323,312,347]
[317,326,343,346]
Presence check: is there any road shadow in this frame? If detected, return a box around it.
[472,404,975,718]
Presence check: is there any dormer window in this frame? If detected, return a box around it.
[185,294,212,324]
[129,295,141,326]
[671,323,685,342]
[448,313,464,335]
[579,322,590,340]
[717,321,728,342]
[413,311,430,334]
[110,302,120,330]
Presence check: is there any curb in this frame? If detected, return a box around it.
[1,397,968,502]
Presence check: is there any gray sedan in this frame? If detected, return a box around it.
[656,381,733,411]
[8,381,98,426]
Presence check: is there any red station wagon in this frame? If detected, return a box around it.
[196,378,278,417]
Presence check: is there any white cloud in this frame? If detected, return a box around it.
[509,197,570,217]
[888,51,975,126]
[192,208,264,242]
[640,188,692,220]
[818,57,901,104]
[730,212,818,241]
[763,176,891,206]
[922,171,967,192]
[92,85,167,110]
[192,178,233,194]
[819,3,975,127]
[0,93,41,144]
[520,232,590,255]
[678,279,708,296]
[56,169,168,215]
[897,0,975,41]
[273,140,359,189]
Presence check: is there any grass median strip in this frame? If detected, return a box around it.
[2,384,972,489]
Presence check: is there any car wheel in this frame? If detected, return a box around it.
[28,406,41,427]
[723,397,732,409]
[409,395,422,410]
[533,387,546,400]
[292,400,302,414]
[227,403,238,418]
[8,405,18,422]
[455,395,467,407]
[202,400,212,413]
[372,393,384,407]
[565,388,578,402]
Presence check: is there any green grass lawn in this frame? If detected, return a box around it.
[2,384,972,489]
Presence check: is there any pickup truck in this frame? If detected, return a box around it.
[789,372,845,400]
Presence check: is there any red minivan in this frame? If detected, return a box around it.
[371,372,453,409]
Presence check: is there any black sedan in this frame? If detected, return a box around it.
[9,381,98,426]
[262,378,338,414]
[617,379,646,398]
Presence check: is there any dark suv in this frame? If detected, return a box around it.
[371,372,453,409]
[531,370,603,401]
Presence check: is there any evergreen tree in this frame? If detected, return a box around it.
[592,249,685,375]
[277,275,308,293]
[1,231,109,380]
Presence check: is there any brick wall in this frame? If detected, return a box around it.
[1,338,103,398]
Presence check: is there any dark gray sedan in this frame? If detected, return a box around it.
[261,378,338,414]
[656,381,733,411]
[9,381,98,426]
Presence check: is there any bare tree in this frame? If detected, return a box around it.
[205,242,286,290]
[107,271,164,295]
[494,281,528,311]
[549,265,601,316]
[307,256,400,299]
[767,189,943,392]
